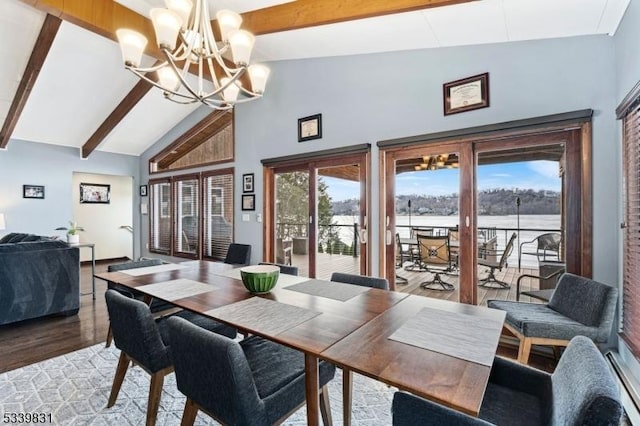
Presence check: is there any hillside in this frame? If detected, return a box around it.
[331,189,560,216]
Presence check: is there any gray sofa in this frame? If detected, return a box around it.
[0,234,80,325]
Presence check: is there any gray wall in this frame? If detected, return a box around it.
[613,0,640,387]
[141,34,619,287]
[0,140,141,259]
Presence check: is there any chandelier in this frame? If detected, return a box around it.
[414,154,460,171]
[115,0,269,110]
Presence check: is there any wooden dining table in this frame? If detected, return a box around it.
[96,260,505,425]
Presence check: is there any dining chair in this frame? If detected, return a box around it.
[416,234,454,291]
[104,259,172,347]
[166,316,336,426]
[391,336,622,425]
[223,243,252,266]
[478,232,517,289]
[330,271,389,290]
[488,273,618,364]
[258,261,298,275]
[330,271,389,425]
[104,290,236,426]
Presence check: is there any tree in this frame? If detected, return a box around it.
[275,172,335,249]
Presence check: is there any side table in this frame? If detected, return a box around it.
[71,242,96,300]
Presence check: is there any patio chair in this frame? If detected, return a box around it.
[276,237,292,266]
[518,232,561,270]
[417,234,454,291]
[478,232,517,289]
[166,316,336,426]
[223,243,251,266]
[104,290,236,426]
[488,273,618,364]
[391,336,622,426]
[395,233,410,284]
[258,261,298,276]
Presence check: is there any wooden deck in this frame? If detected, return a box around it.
[293,252,544,306]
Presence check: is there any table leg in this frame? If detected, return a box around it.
[342,368,352,426]
[304,353,320,426]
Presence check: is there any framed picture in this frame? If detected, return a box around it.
[242,194,255,211]
[140,184,148,197]
[23,185,45,199]
[443,72,490,115]
[80,183,111,204]
[298,113,322,142]
[242,173,254,193]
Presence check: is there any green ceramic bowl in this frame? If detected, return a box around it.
[240,265,280,294]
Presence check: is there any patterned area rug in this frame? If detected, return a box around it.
[0,344,394,425]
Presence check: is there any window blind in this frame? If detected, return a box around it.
[149,180,171,254]
[174,175,200,257]
[621,101,640,356]
[203,170,234,260]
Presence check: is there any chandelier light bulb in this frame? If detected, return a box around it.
[221,77,241,102]
[248,64,270,94]
[216,9,242,42]
[116,29,148,67]
[150,8,183,50]
[228,29,255,66]
[157,66,180,91]
[165,0,193,30]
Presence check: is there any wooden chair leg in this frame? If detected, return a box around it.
[105,324,113,348]
[517,338,532,364]
[342,368,352,426]
[320,385,333,426]
[146,371,165,426]
[180,398,199,426]
[107,352,130,407]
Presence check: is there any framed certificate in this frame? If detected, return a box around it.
[298,114,322,142]
[443,73,490,115]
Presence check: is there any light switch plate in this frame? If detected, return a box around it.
[242,214,250,222]
[257,213,262,223]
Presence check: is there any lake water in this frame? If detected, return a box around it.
[332,214,561,268]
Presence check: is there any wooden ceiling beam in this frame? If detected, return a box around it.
[0,14,61,149]
[81,66,159,158]
[240,0,475,35]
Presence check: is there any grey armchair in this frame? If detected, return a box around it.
[488,273,617,364]
[259,261,298,276]
[391,336,622,426]
[104,290,236,426]
[166,316,336,426]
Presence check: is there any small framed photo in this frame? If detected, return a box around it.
[80,183,110,204]
[23,185,45,199]
[443,72,490,115]
[242,173,254,193]
[242,194,255,211]
[140,184,148,197]
[298,113,322,142]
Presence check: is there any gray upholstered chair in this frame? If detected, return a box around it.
[258,261,298,276]
[223,243,252,266]
[488,273,618,364]
[166,316,336,426]
[391,336,622,426]
[104,290,236,426]
[104,259,171,347]
[330,271,389,290]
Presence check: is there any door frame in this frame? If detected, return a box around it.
[378,110,592,303]
[262,145,371,277]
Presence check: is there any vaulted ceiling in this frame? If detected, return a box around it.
[0,0,630,157]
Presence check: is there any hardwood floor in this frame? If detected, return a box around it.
[0,260,556,375]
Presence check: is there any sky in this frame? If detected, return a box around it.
[321,160,561,201]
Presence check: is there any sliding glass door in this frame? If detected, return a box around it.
[265,150,369,279]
